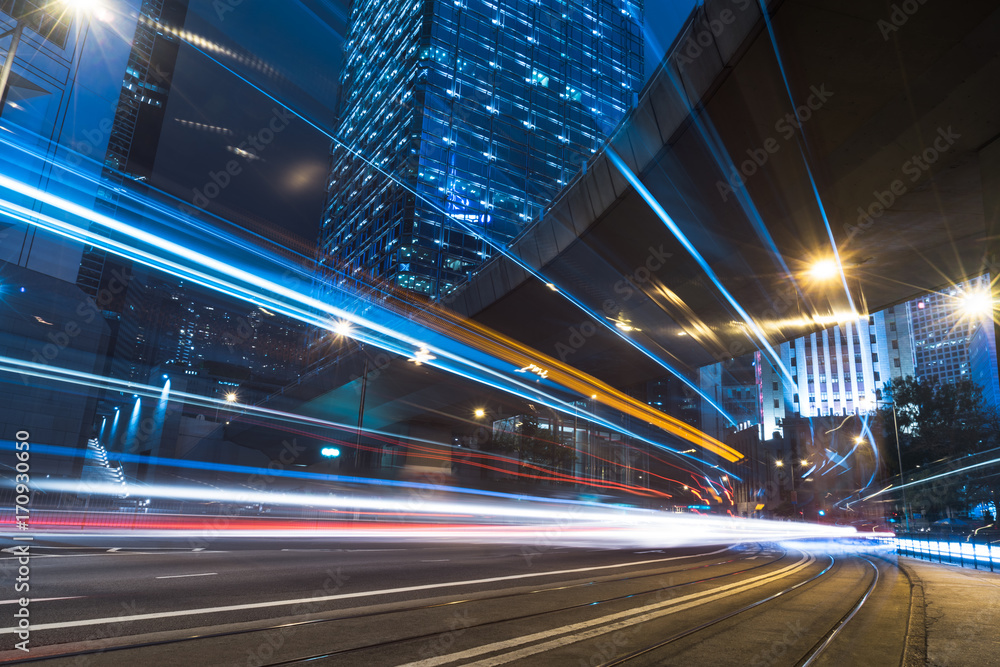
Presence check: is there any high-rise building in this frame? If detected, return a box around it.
[697,357,759,442]
[320,0,644,298]
[77,0,188,304]
[75,0,189,390]
[908,275,993,387]
[969,321,1000,410]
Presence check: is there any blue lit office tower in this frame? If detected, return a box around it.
[907,275,994,387]
[321,0,644,297]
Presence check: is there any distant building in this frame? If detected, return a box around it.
[76,0,189,303]
[647,375,700,431]
[697,356,759,442]
[77,0,309,394]
[908,275,993,387]
[758,307,916,436]
[320,0,645,298]
[969,321,1000,410]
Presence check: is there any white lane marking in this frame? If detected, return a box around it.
[401,555,815,667]
[0,597,84,604]
[155,572,218,580]
[107,548,120,553]
[421,559,450,562]
[0,547,731,634]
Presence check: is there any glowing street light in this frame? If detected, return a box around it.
[959,290,994,317]
[808,259,839,281]
[474,408,486,418]
[1,0,109,118]
[332,320,353,337]
[775,460,784,467]
[409,347,435,365]
[800,459,809,467]
[224,392,238,403]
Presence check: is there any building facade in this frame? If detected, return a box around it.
[759,308,917,435]
[320,0,644,298]
[969,321,1000,410]
[908,275,994,387]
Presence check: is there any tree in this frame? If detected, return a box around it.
[881,376,988,470]
[879,376,995,521]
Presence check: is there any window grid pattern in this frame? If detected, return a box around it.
[321,0,643,297]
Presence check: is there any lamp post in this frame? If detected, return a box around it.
[872,398,910,532]
[215,391,237,422]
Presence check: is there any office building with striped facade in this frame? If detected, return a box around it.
[759,308,917,437]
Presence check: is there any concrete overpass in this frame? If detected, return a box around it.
[229,0,1000,465]
[443,0,1000,388]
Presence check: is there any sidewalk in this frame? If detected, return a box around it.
[898,556,1000,666]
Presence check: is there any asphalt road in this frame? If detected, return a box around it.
[0,535,911,666]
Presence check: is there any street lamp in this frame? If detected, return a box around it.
[959,289,994,318]
[807,258,839,281]
[214,391,237,422]
[474,408,486,419]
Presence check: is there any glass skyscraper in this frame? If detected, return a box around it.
[320,0,644,298]
[908,275,993,387]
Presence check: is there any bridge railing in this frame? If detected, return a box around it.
[896,536,999,572]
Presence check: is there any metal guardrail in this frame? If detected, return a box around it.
[896,537,998,572]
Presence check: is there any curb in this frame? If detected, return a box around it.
[895,558,927,667]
